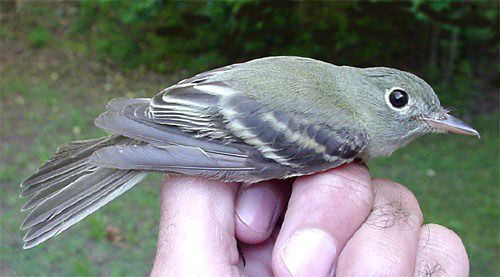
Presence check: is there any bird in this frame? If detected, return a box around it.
[19,56,479,249]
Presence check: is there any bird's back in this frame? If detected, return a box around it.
[205,56,363,132]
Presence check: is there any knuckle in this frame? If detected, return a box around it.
[425,223,461,241]
[373,178,421,210]
[419,224,470,271]
[325,171,374,210]
[291,168,374,223]
[424,223,468,255]
[369,179,424,230]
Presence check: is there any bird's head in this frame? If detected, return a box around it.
[357,67,479,158]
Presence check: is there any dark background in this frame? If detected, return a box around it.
[1,1,498,276]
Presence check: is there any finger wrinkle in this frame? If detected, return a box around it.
[326,167,370,186]
[418,226,468,266]
[373,179,413,197]
[372,180,421,214]
[214,226,240,265]
[328,171,369,189]
[324,172,373,209]
[420,245,463,267]
[339,239,409,276]
[416,224,470,277]
[423,224,467,249]
[375,238,406,262]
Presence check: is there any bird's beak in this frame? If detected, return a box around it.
[423,112,480,138]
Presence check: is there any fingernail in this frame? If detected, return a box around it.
[235,186,278,234]
[281,229,337,277]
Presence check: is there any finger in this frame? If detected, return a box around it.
[336,179,424,276]
[272,162,373,276]
[239,230,279,277]
[235,179,291,244]
[414,224,469,276]
[151,176,240,276]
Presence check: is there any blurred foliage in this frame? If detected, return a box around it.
[66,0,498,114]
[70,1,497,67]
[28,27,52,48]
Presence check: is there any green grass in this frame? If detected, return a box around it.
[1,7,499,276]
[28,27,52,48]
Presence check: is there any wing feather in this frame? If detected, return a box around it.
[95,98,291,182]
[220,92,367,172]
[150,72,368,175]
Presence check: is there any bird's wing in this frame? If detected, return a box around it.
[103,63,368,179]
[94,98,290,182]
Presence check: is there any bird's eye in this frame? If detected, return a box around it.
[388,89,409,108]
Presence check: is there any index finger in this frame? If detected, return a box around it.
[272,163,373,276]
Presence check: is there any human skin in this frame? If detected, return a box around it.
[150,163,469,276]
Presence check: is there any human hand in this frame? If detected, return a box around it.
[150,163,469,276]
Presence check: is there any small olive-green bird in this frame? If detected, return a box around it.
[20,56,479,249]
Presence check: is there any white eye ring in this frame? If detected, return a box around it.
[385,87,411,111]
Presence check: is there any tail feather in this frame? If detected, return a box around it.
[22,168,125,229]
[20,135,147,249]
[36,137,110,172]
[22,136,126,188]
[22,170,146,249]
[21,160,89,190]
[23,170,141,241]
[20,160,91,197]
[21,167,89,211]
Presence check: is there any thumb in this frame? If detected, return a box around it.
[151,176,241,276]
